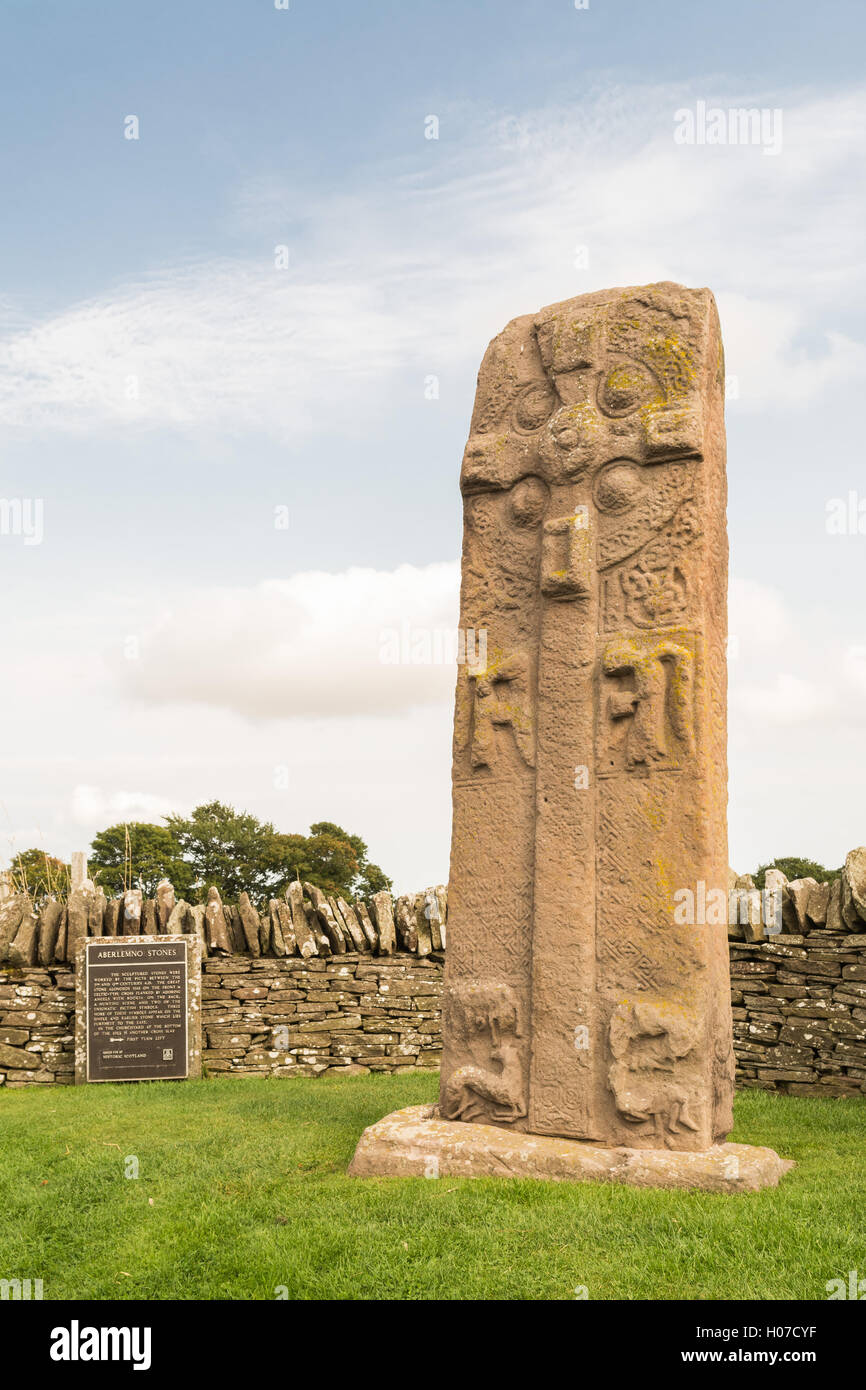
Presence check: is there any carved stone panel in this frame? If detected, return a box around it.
[442,282,733,1150]
[598,630,699,777]
[440,981,527,1125]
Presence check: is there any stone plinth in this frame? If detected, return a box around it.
[348,1105,794,1193]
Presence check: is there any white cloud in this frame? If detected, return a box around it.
[0,265,405,439]
[717,295,866,407]
[733,672,834,725]
[843,644,866,693]
[0,828,53,862]
[1,85,865,440]
[727,582,851,726]
[71,784,175,827]
[114,563,461,719]
[728,577,796,650]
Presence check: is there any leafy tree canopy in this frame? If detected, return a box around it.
[91,803,393,904]
[754,857,840,889]
[164,802,280,901]
[273,821,391,899]
[89,823,195,899]
[7,848,69,899]
[11,804,393,906]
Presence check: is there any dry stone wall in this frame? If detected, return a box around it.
[0,879,448,1086]
[730,935,866,1097]
[728,850,866,1096]
[200,955,442,1078]
[0,965,74,1086]
[0,953,444,1087]
[3,850,866,1095]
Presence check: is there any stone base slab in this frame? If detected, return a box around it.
[348,1106,794,1193]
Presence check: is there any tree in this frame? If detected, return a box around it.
[273,821,392,899]
[84,803,393,906]
[164,802,281,901]
[7,848,69,899]
[89,823,194,898]
[754,857,840,889]
[359,860,391,897]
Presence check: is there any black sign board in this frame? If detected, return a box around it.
[85,939,189,1082]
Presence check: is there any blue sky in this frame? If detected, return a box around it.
[1,0,865,889]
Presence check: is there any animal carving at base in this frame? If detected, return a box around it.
[440,981,527,1125]
[440,1041,526,1124]
[608,998,701,1143]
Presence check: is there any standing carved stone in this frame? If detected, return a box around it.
[351,283,790,1190]
[440,282,734,1151]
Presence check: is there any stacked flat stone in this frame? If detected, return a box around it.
[0,957,443,1085]
[0,966,76,1085]
[0,883,447,967]
[199,955,443,1077]
[729,851,866,1095]
[728,851,866,943]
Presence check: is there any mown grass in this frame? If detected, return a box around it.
[0,1074,863,1300]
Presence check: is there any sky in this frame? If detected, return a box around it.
[1,0,864,891]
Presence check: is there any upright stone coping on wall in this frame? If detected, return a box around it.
[350,282,793,1191]
[0,877,447,969]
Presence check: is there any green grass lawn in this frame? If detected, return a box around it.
[0,1074,863,1300]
